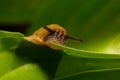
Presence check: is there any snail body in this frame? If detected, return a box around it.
[24,24,82,50]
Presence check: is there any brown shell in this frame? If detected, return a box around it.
[24,24,67,50]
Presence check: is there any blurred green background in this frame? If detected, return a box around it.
[0,0,120,53]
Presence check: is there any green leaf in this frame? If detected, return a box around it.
[0,64,48,80]
[0,31,50,80]
[0,31,24,77]
[1,30,120,80]
[0,30,24,38]
[48,42,120,80]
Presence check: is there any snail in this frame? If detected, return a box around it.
[24,24,82,50]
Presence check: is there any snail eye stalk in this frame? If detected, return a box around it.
[43,26,55,35]
[65,35,83,42]
[43,26,83,42]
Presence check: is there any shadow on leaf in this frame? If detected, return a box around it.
[15,39,65,79]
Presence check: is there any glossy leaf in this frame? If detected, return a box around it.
[0,64,48,80]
